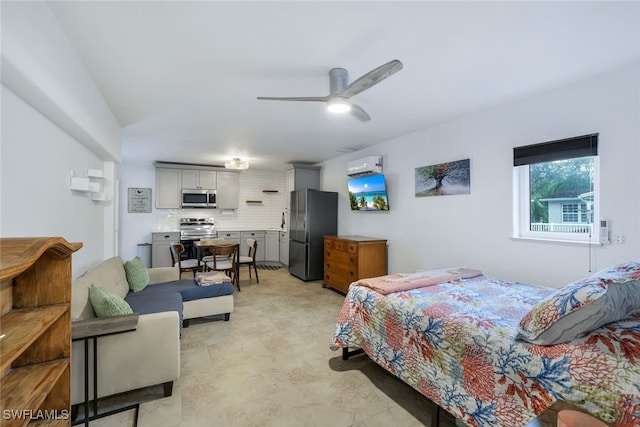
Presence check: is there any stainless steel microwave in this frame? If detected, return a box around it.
[181,189,216,208]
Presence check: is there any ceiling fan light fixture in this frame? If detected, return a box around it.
[327,97,351,114]
[225,157,249,170]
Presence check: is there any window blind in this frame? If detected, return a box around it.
[513,133,598,166]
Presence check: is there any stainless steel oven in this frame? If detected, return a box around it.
[179,218,217,259]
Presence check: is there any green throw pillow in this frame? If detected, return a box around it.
[124,256,150,292]
[89,284,133,317]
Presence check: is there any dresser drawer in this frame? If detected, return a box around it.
[345,242,358,254]
[325,249,357,265]
[326,261,357,279]
[324,271,355,293]
[333,240,346,252]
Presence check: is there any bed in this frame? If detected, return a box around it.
[331,263,640,426]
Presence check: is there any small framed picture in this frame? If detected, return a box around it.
[128,188,152,213]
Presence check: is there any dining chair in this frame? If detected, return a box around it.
[204,243,240,291]
[200,239,224,265]
[170,243,200,278]
[237,238,259,284]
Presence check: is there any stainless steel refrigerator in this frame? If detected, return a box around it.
[289,189,338,281]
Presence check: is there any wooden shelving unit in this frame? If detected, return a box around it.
[1,237,82,427]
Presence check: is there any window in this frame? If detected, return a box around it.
[561,203,589,223]
[513,134,599,243]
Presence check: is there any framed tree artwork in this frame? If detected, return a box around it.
[415,159,470,197]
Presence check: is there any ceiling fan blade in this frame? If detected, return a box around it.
[257,96,329,102]
[350,104,371,122]
[342,59,403,98]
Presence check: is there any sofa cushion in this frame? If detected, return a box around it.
[72,257,130,320]
[125,291,183,325]
[124,256,150,292]
[139,279,234,301]
[89,284,134,317]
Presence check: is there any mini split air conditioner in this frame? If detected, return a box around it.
[346,156,383,177]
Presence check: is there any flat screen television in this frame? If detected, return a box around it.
[348,174,389,211]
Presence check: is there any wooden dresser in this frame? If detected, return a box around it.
[1,237,82,426]
[323,235,387,294]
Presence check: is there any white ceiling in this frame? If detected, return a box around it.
[48,1,640,171]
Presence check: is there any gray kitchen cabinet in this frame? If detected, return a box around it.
[182,169,216,189]
[279,231,289,266]
[152,232,180,267]
[218,231,241,247]
[265,231,280,263]
[216,171,240,209]
[286,165,319,191]
[240,231,265,262]
[285,165,320,218]
[155,168,181,209]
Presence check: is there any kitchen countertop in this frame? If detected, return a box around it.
[216,227,286,232]
[152,228,287,233]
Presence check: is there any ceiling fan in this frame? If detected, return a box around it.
[257,59,403,121]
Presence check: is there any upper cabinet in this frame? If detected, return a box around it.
[286,165,320,192]
[182,169,216,189]
[156,167,182,209]
[285,165,320,212]
[155,164,240,210]
[217,171,240,210]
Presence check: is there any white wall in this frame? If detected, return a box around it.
[1,87,106,276]
[117,162,286,261]
[0,2,121,277]
[320,63,640,288]
[1,2,120,162]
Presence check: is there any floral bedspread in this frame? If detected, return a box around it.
[331,276,640,426]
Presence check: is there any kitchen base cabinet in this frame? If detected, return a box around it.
[265,231,280,263]
[279,231,289,266]
[218,231,241,247]
[240,231,265,262]
[323,236,387,294]
[152,232,180,267]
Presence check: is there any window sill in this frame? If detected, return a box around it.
[510,236,603,246]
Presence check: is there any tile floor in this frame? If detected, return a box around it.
[83,268,557,427]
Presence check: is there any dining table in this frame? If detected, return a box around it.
[194,239,240,282]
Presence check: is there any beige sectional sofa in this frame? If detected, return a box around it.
[71,257,181,405]
[70,256,234,405]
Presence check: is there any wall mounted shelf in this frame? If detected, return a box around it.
[87,168,104,179]
[70,169,107,201]
[70,176,101,193]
